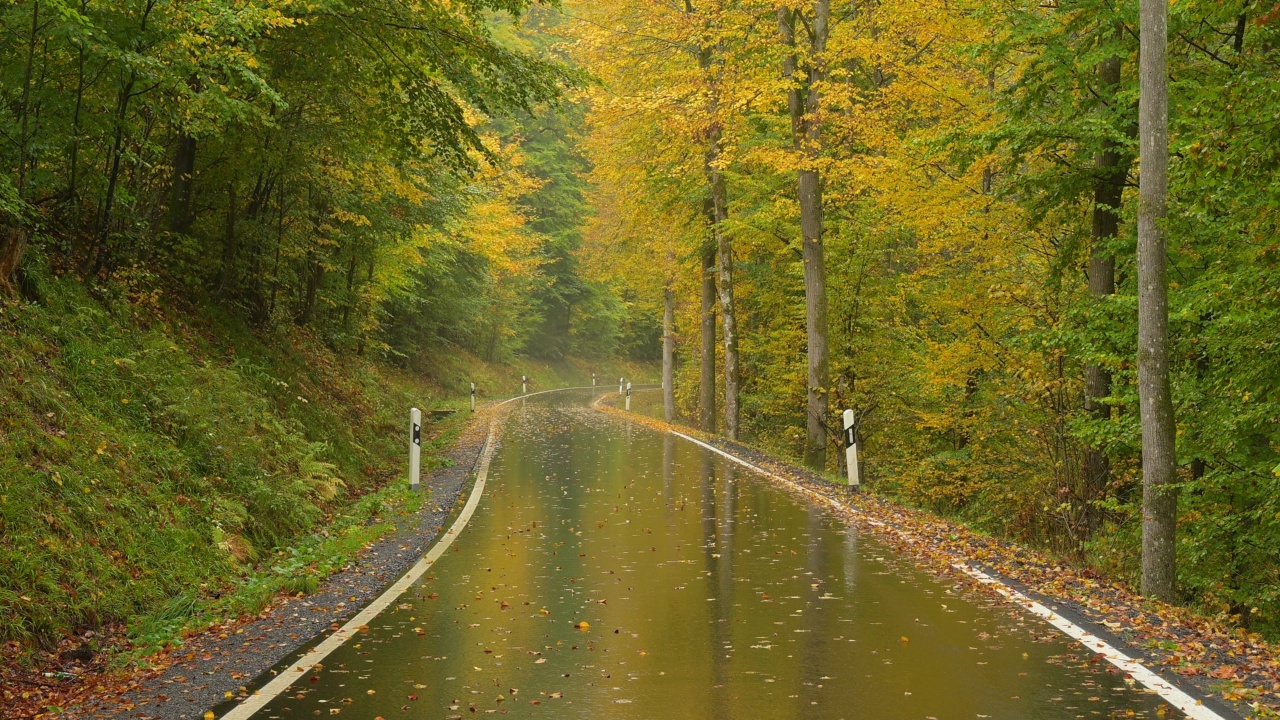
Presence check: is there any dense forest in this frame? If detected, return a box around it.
[566,0,1280,635]
[1,0,1279,656]
[0,0,650,649]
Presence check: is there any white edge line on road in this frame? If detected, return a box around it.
[954,564,1225,720]
[662,428,1226,720]
[219,384,603,718]
[219,419,500,720]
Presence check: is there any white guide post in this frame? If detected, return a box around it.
[409,407,422,491]
[592,373,596,387]
[842,408,860,489]
[619,377,624,394]
[522,375,528,395]
[626,382,632,411]
[470,382,476,412]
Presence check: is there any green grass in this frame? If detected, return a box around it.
[0,273,458,658]
[0,272,654,664]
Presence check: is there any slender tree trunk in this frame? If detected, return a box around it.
[89,71,137,277]
[1083,54,1126,518]
[342,253,358,330]
[298,254,324,326]
[663,276,677,422]
[709,139,739,439]
[780,1,831,468]
[168,134,196,234]
[700,236,717,432]
[65,35,86,245]
[687,0,737,438]
[217,182,238,294]
[16,0,40,198]
[1138,0,1177,601]
[1,1,41,294]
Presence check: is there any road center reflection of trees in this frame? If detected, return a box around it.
[251,393,1170,720]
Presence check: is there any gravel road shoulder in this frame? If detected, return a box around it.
[58,409,497,720]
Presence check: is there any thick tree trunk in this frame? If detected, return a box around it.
[1083,54,1125,517]
[780,2,831,468]
[663,280,676,422]
[1137,0,1177,601]
[168,134,196,235]
[0,227,29,297]
[700,236,717,432]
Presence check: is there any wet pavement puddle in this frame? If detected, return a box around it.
[248,393,1171,719]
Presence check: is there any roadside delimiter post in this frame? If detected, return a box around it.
[592,372,596,387]
[619,377,624,394]
[470,382,476,412]
[843,409,860,489]
[410,407,422,492]
[522,375,528,394]
[626,382,632,411]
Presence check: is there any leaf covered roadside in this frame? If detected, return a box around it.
[599,400,1280,719]
[0,404,512,720]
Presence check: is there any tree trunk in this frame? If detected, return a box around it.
[16,0,41,198]
[0,227,29,297]
[709,141,739,439]
[342,252,358,330]
[297,254,324,326]
[89,71,137,277]
[217,182,238,294]
[168,134,196,235]
[687,0,736,438]
[1083,54,1126,519]
[700,235,717,432]
[1137,0,1177,602]
[779,1,831,468]
[663,278,676,422]
[2,0,41,293]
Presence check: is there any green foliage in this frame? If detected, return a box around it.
[0,272,443,646]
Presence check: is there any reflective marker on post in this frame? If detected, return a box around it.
[625,382,632,411]
[470,382,476,412]
[843,408,860,489]
[409,407,422,492]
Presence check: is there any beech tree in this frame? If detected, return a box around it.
[1136,0,1176,601]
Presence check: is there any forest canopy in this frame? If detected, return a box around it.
[3,0,1280,643]
[565,0,1280,634]
[0,0,645,363]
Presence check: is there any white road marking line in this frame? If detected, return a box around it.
[955,564,1226,720]
[658,427,1226,720]
[669,430,886,528]
[220,384,608,718]
[219,422,501,719]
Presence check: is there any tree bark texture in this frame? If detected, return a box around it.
[1083,54,1125,519]
[663,280,677,422]
[1137,0,1178,601]
[700,236,718,433]
[710,147,740,440]
[780,1,831,469]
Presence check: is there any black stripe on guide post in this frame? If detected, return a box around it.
[844,425,857,449]
[413,423,421,446]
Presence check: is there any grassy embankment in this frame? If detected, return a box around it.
[0,274,646,665]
